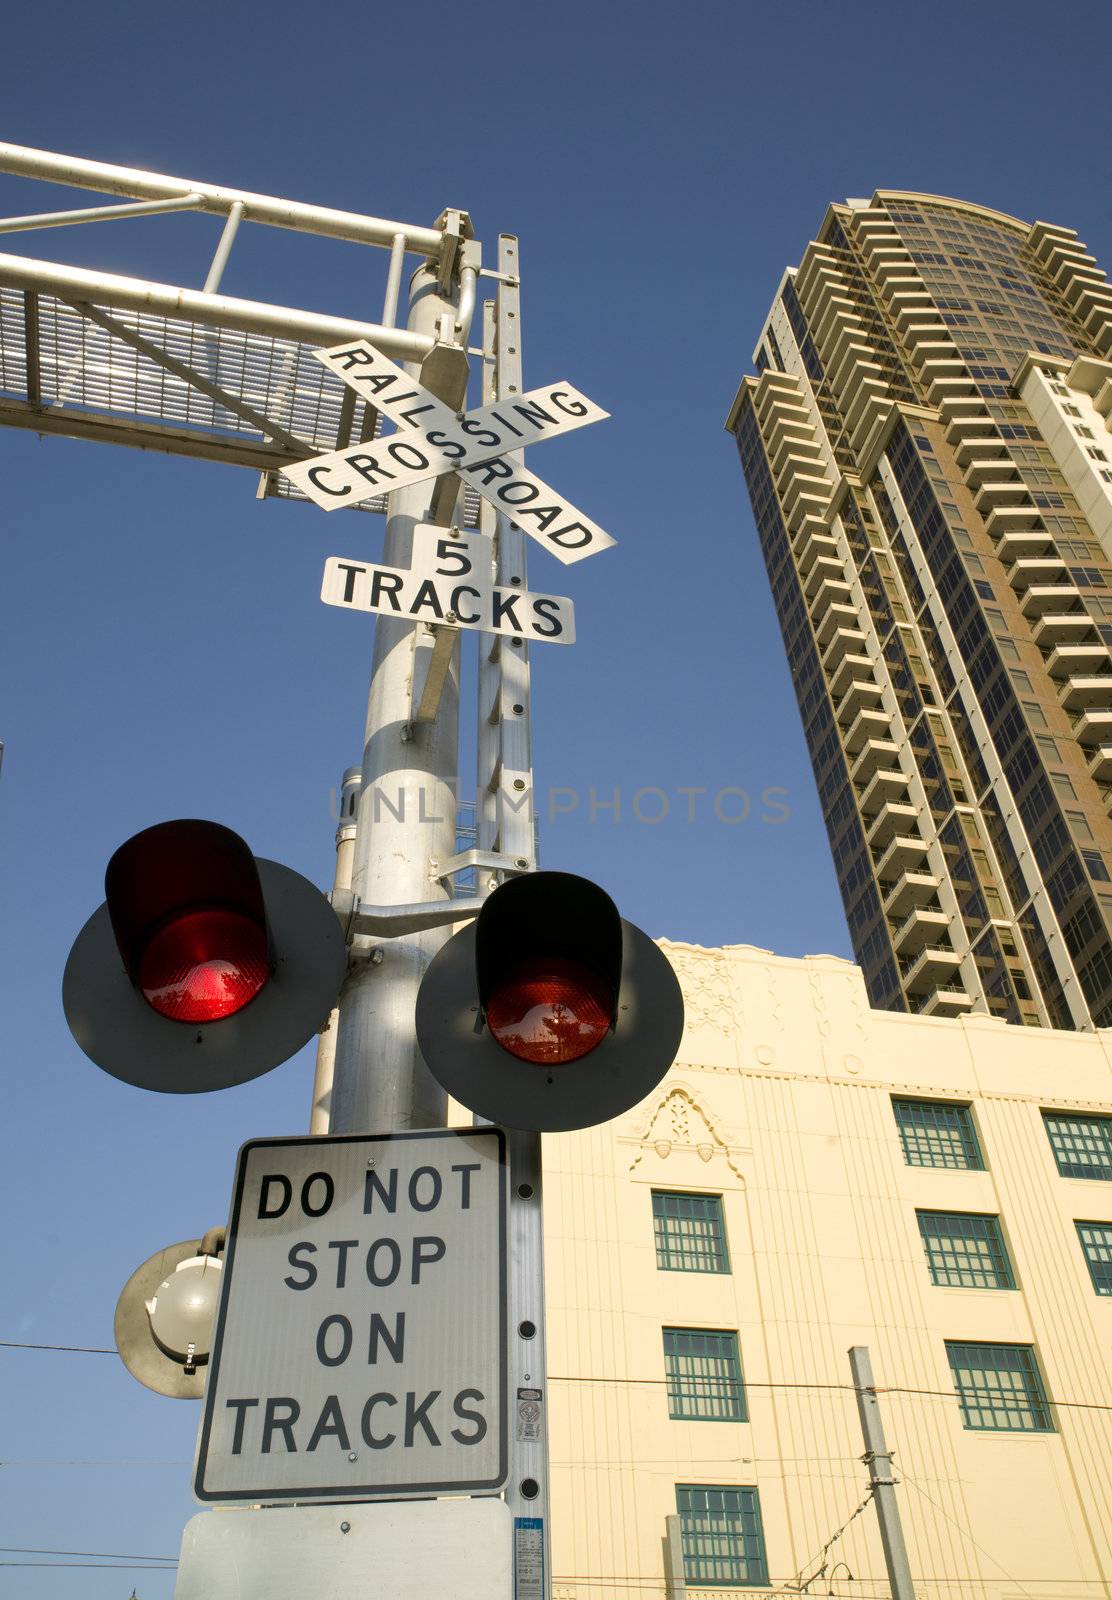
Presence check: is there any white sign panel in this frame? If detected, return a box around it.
[195,1127,507,1503]
[282,339,616,565]
[321,525,574,645]
[175,1500,512,1600]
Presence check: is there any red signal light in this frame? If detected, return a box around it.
[138,907,270,1023]
[486,956,612,1064]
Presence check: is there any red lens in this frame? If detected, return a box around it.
[138,908,270,1023]
[486,956,612,1064]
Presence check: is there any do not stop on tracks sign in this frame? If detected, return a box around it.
[195,1128,507,1503]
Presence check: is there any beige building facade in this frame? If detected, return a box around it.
[540,940,1112,1599]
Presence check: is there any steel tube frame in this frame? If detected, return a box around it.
[0,251,435,359]
[203,200,245,295]
[0,142,446,257]
[0,192,205,234]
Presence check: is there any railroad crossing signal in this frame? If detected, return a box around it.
[415,872,685,1132]
[62,819,346,1093]
[283,339,615,565]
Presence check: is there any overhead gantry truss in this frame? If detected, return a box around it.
[0,142,483,522]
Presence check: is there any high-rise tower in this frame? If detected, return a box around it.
[727,192,1112,1027]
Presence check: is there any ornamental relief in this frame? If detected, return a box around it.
[626,1085,745,1181]
[664,947,736,1036]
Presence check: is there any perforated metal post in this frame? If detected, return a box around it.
[477,237,550,1600]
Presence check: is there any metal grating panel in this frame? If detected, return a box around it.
[0,287,481,527]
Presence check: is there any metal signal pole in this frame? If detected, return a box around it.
[328,259,467,1137]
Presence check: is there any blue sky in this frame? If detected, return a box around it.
[1,1,1110,1593]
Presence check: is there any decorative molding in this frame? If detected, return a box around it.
[666,948,735,1036]
[626,1085,746,1181]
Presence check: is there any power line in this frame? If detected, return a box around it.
[546,1373,1112,1414]
[0,1546,177,1561]
[6,1340,1111,1418]
[0,1338,115,1354]
[780,1491,875,1595]
[899,1470,1036,1600]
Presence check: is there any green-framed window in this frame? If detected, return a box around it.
[916,1211,1015,1289]
[945,1342,1054,1432]
[892,1098,984,1169]
[1043,1112,1112,1181]
[663,1329,746,1421]
[676,1485,768,1586]
[652,1191,729,1273]
[1076,1221,1112,1295]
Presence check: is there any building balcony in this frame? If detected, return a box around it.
[830,348,883,407]
[939,393,993,425]
[1033,612,1098,649]
[843,708,891,754]
[810,579,855,622]
[975,478,1032,514]
[836,679,885,725]
[887,289,934,325]
[919,986,975,1017]
[964,455,1021,490]
[1021,583,1083,619]
[797,533,841,582]
[850,738,902,786]
[822,626,870,672]
[812,297,860,352]
[782,472,834,524]
[926,374,979,409]
[944,410,998,444]
[1059,675,1112,713]
[1073,709,1112,747]
[1073,284,1112,322]
[900,944,962,995]
[866,800,920,848]
[858,767,910,818]
[874,832,930,884]
[803,555,846,600]
[901,324,951,356]
[995,529,1057,563]
[829,651,875,699]
[882,869,940,918]
[891,907,951,956]
[1027,223,1084,269]
[772,444,826,487]
[1088,746,1112,783]
[984,504,1046,538]
[844,377,890,437]
[1046,644,1110,680]
[1008,556,1068,592]
[1048,255,1100,295]
[870,251,916,282]
[815,602,861,647]
[787,490,834,532]
[769,425,821,475]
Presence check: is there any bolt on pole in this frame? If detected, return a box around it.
[849,1345,916,1600]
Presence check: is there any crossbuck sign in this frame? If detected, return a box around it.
[283,340,615,565]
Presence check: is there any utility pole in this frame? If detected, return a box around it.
[849,1345,916,1600]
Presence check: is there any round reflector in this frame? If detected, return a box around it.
[138,908,270,1023]
[486,956,612,1064]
